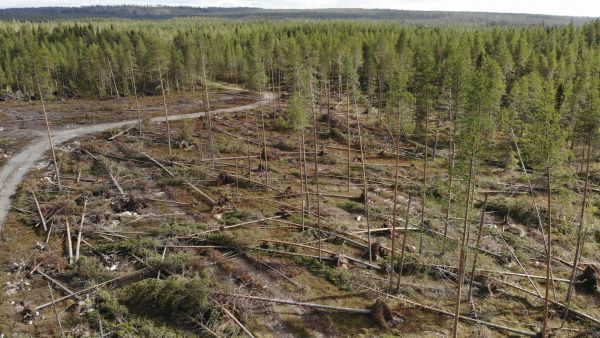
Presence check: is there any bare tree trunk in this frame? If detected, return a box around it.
[396,195,412,291]
[35,66,61,191]
[389,101,406,290]
[75,198,87,262]
[47,282,64,335]
[510,127,548,252]
[452,157,474,338]
[566,142,592,303]
[309,79,322,261]
[542,167,553,338]
[419,103,429,256]
[105,53,120,99]
[32,190,48,232]
[299,132,306,231]
[326,79,331,127]
[467,193,488,302]
[200,50,214,165]
[259,89,269,185]
[346,79,352,192]
[157,59,172,156]
[66,219,73,265]
[352,82,372,263]
[246,110,252,179]
[128,53,142,135]
[442,142,456,255]
[433,130,439,160]
[389,135,401,290]
[302,128,311,214]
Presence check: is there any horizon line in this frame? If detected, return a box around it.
[0,5,595,19]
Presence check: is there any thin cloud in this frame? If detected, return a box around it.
[1,0,598,17]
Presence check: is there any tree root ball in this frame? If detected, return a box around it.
[370,299,404,329]
[111,194,147,213]
[576,264,600,294]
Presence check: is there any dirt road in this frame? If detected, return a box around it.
[0,93,273,230]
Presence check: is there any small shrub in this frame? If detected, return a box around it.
[158,177,185,187]
[146,253,200,274]
[222,210,251,225]
[65,256,116,285]
[94,289,128,322]
[272,140,297,152]
[97,238,159,258]
[318,154,338,165]
[121,274,213,321]
[295,256,352,290]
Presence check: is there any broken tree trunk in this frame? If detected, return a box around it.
[222,293,372,314]
[361,284,537,337]
[219,304,256,338]
[138,151,216,206]
[264,239,382,270]
[34,65,61,191]
[31,190,48,231]
[36,268,148,311]
[47,282,64,335]
[105,162,125,196]
[396,195,412,291]
[75,198,87,262]
[66,219,73,265]
[36,269,83,301]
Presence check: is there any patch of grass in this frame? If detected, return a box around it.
[318,154,338,165]
[272,139,297,152]
[485,197,543,227]
[151,221,207,237]
[337,200,364,214]
[146,253,201,274]
[294,256,352,291]
[158,177,186,187]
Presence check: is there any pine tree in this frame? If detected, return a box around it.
[452,56,504,338]
[520,78,566,338]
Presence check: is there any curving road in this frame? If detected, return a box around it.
[0,92,273,230]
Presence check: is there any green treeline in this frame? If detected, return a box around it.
[1,19,600,101]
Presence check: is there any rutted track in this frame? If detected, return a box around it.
[0,93,273,229]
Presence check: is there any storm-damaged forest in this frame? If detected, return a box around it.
[1,11,600,337]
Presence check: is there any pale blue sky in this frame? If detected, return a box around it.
[1,0,599,18]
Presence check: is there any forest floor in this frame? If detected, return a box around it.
[1,88,600,337]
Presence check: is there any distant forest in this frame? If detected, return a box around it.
[0,5,594,26]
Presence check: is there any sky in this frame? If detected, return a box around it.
[1,0,599,18]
